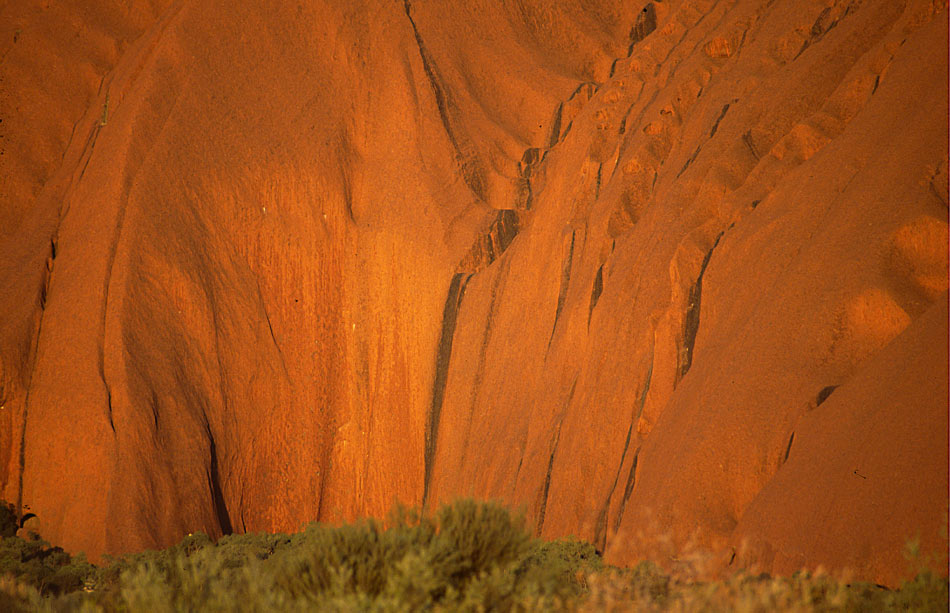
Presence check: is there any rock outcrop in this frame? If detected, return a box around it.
[1,0,946,586]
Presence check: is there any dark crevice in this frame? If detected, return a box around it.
[404,1,487,201]
[256,280,291,380]
[608,57,621,78]
[493,210,519,256]
[677,232,723,382]
[742,130,760,160]
[597,358,652,547]
[104,386,116,433]
[550,82,597,146]
[678,99,732,177]
[423,272,470,504]
[588,264,604,327]
[593,507,609,554]
[340,164,357,223]
[512,450,525,486]
[456,209,520,274]
[709,103,731,138]
[617,448,640,524]
[463,266,506,447]
[548,102,564,148]
[39,236,57,310]
[536,376,578,535]
[16,245,64,515]
[794,3,854,61]
[517,147,541,210]
[615,359,652,530]
[535,423,562,536]
[816,384,838,407]
[628,3,658,54]
[208,435,233,536]
[782,431,795,464]
[677,144,702,178]
[98,168,132,440]
[547,230,575,352]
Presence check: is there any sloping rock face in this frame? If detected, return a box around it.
[1,0,946,586]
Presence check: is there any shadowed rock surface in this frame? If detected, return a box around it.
[0,0,946,586]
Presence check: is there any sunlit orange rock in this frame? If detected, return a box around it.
[0,0,946,586]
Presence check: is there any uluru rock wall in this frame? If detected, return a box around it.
[1,0,946,586]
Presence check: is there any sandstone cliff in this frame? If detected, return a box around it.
[1,0,946,586]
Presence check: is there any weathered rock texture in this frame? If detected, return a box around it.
[1,0,947,586]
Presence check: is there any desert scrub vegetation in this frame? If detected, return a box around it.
[0,499,946,612]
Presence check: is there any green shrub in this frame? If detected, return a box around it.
[0,498,946,612]
[0,533,95,596]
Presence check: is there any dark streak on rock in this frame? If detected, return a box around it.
[794,4,852,61]
[493,210,519,257]
[816,384,838,407]
[554,83,597,145]
[404,1,486,201]
[616,360,652,529]
[548,231,575,352]
[424,272,470,504]
[617,448,640,524]
[517,148,541,209]
[536,420,563,536]
[598,359,652,547]
[629,3,658,54]
[783,431,795,464]
[104,387,115,433]
[548,102,564,148]
[677,145,701,178]
[678,232,723,382]
[742,130,760,160]
[340,165,356,223]
[536,377,579,535]
[588,264,604,327]
[208,434,233,535]
[709,103,731,138]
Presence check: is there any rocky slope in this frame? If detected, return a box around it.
[1,0,946,586]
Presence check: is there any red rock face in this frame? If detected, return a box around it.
[1,0,946,586]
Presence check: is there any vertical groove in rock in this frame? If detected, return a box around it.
[588,264,604,327]
[598,358,653,546]
[782,432,795,465]
[535,421,561,536]
[548,230,575,350]
[423,273,469,504]
[677,232,723,382]
[208,434,233,536]
[616,447,640,527]
[17,233,65,515]
[403,0,487,201]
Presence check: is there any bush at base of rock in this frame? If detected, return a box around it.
[0,498,946,612]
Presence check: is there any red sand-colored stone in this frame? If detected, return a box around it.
[1,0,946,586]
